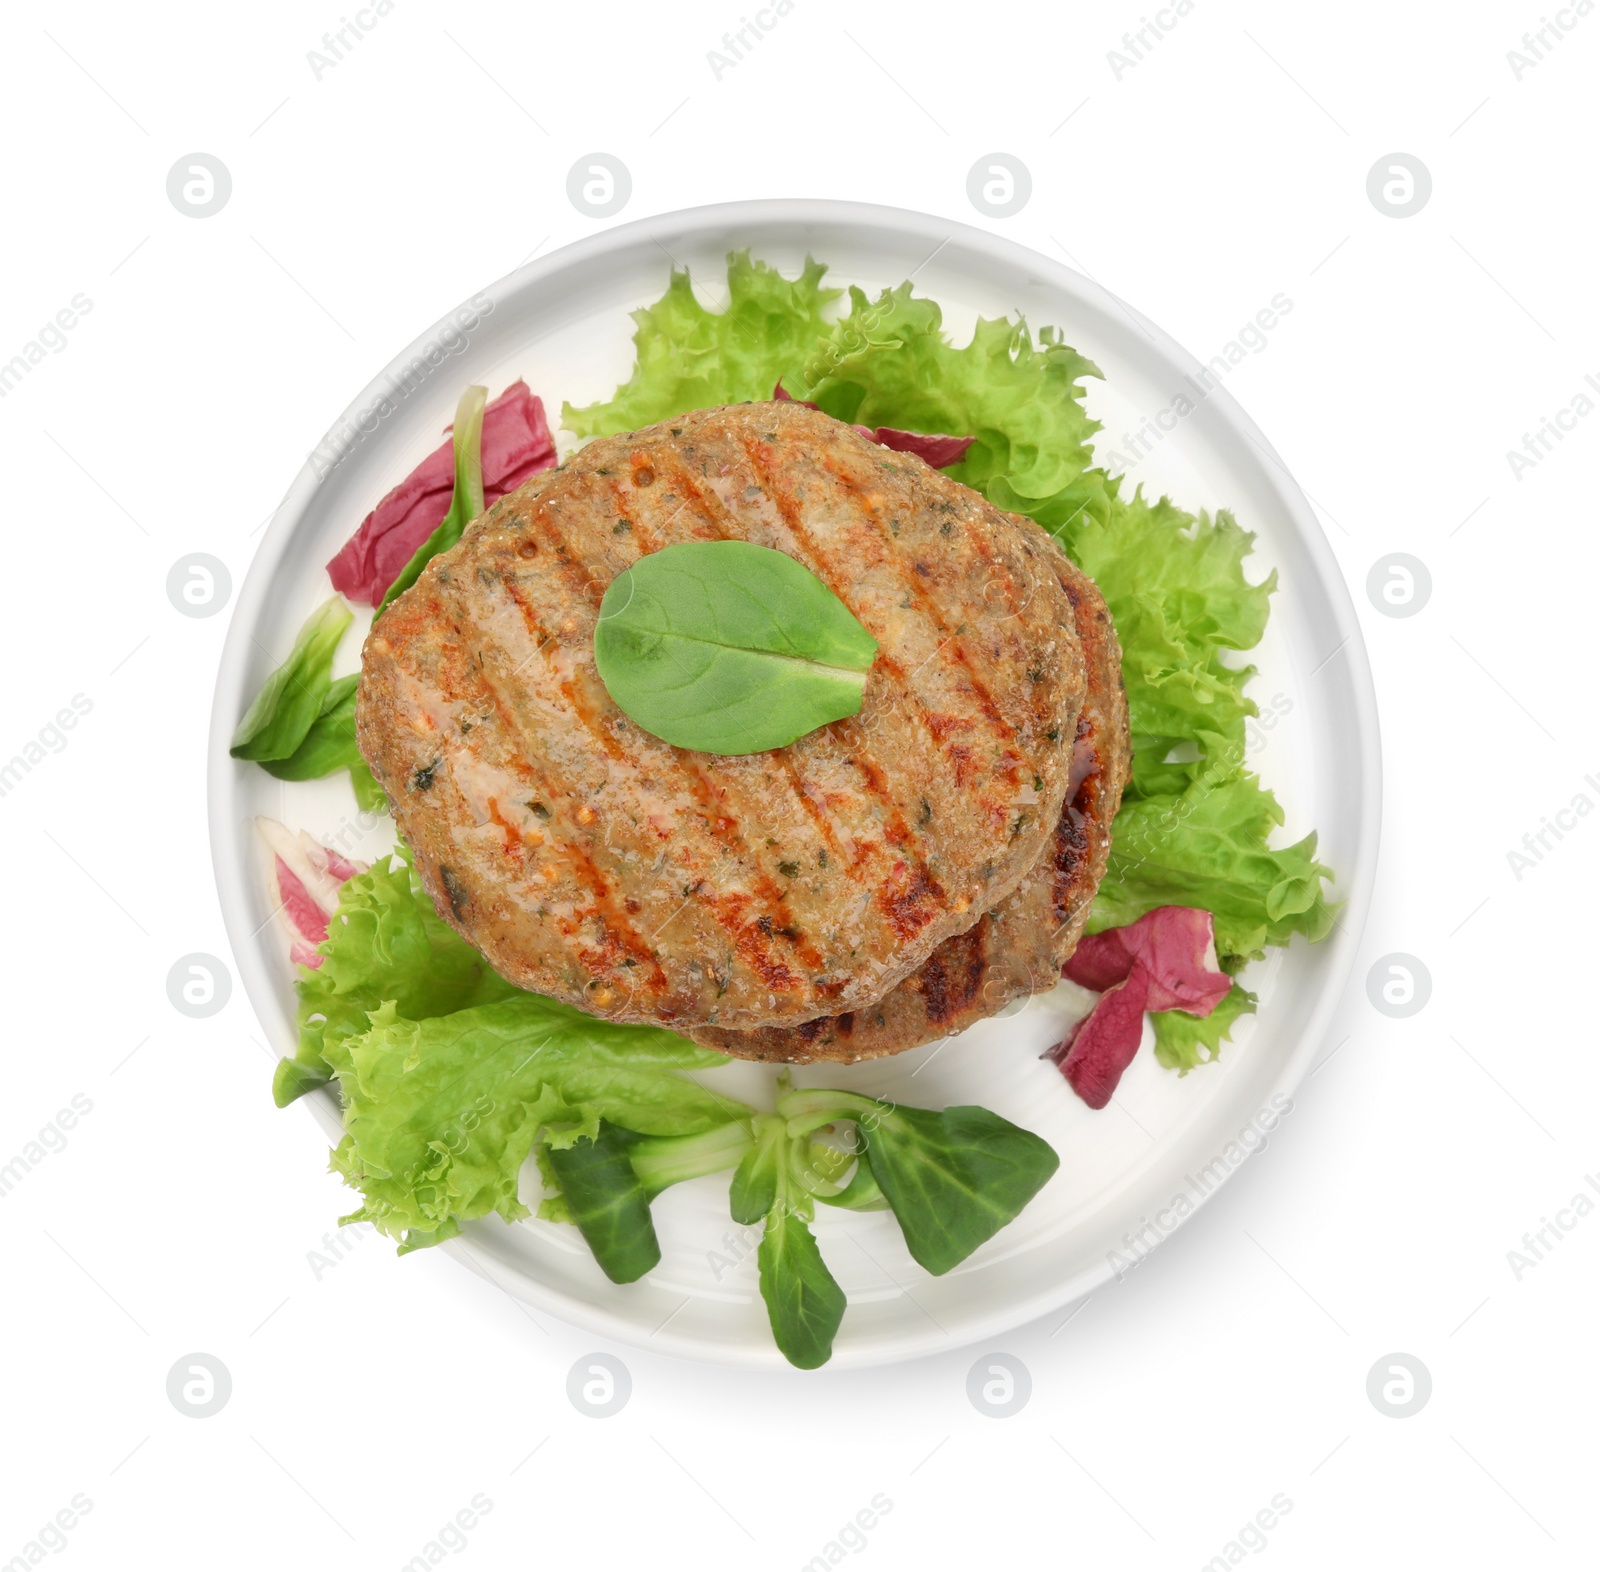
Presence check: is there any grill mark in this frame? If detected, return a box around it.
[503,457,832,999]
[941,640,1017,744]
[513,491,627,612]
[435,577,672,995]
[675,755,829,977]
[878,859,946,943]
[484,796,529,865]
[796,443,1019,748]
[738,435,1025,806]
[654,452,740,540]
[605,480,667,556]
[919,918,990,1026]
[497,575,628,764]
[776,752,845,863]
[558,835,671,997]
[851,752,938,882]
[706,890,803,994]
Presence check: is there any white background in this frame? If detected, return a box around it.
[2,1,1595,1568]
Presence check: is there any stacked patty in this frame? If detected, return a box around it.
[358,401,1101,1035]
[692,544,1128,1062]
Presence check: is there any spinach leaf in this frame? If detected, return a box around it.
[592,540,879,755]
[756,1151,846,1370]
[545,1124,661,1284]
[230,596,352,763]
[379,384,488,611]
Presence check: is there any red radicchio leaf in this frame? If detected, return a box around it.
[1046,907,1233,1109]
[270,836,368,970]
[327,380,557,606]
[320,848,362,883]
[871,427,975,467]
[772,383,974,468]
[275,857,331,949]
[1065,906,1233,1013]
[1044,973,1150,1111]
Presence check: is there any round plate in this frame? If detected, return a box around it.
[209,199,1380,1369]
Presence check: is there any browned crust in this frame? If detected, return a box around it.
[357,401,1088,1031]
[692,541,1129,1062]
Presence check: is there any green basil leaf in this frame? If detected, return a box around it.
[859,1104,1059,1276]
[756,1188,845,1370]
[593,540,879,755]
[230,596,352,762]
[379,384,488,611]
[545,1124,661,1284]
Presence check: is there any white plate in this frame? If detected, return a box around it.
[208,200,1379,1369]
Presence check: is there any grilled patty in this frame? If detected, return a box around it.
[358,401,1087,1030]
[693,543,1129,1062]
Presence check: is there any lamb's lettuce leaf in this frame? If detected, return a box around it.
[230,597,351,764]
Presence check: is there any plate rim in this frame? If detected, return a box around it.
[208,196,1382,1369]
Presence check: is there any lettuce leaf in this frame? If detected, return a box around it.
[1065,487,1336,971]
[324,997,743,1248]
[274,849,522,1105]
[1150,982,1258,1073]
[563,251,841,437]
[1062,492,1274,797]
[1088,771,1335,962]
[793,284,1119,533]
